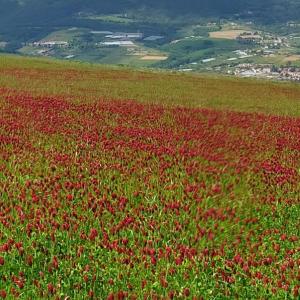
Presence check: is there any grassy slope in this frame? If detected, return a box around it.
[0,54,300,299]
[1,54,300,117]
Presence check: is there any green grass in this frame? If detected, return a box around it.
[1,54,300,116]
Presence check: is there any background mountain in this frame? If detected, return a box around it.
[0,0,299,28]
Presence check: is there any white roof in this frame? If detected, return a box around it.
[202,58,216,63]
[101,41,135,46]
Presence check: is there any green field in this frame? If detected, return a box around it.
[1,54,300,116]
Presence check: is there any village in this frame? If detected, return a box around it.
[177,26,300,82]
[231,64,300,81]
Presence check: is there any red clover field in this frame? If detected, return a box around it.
[0,55,300,299]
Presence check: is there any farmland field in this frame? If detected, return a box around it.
[283,55,300,62]
[209,30,249,40]
[0,55,300,299]
[140,56,168,61]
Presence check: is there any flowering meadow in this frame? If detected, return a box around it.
[0,56,300,299]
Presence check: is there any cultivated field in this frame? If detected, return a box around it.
[140,55,168,61]
[283,55,300,62]
[209,30,249,40]
[0,55,299,299]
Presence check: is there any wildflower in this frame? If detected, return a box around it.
[47,283,55,294]
[89,228,98,241]
[183,288,190,297]
[0,290,6,299]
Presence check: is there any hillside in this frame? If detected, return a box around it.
[0,55,299,298]
[0,0,299,25]
[1,0,300,43]
[1,55,300,116]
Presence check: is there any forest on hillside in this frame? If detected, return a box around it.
[0,0,299,26]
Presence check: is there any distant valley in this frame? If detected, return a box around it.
[1,1,300,81]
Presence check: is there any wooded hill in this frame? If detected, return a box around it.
[0,0,299,26]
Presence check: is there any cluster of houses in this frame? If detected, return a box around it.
[287,21,300,28]
[0,41,7,48]
[279,67,300,81]
[233,63,300,81]
[234,64,274,77]
[30,41,69,48]
[236,32,262,44]
[236,31,287,48]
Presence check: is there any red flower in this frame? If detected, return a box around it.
[273,244,280,252]
[141,280,147,289]
[160,277,168,288]
[293,286,299,297]
[52,256,58,269]
[26,255,33,266]
[0,290,6,299]
[280,234,287,241]
[66,194,73,201]
[183,288,190,297]
[47,283,55,294]
[106,293,114,300]
[89,228,98,241]
[150,256,156,265]
[88,290,94,298]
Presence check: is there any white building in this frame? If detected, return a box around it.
[33,41,69,48]
[105,33,143,39]
[99,41,135,47]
